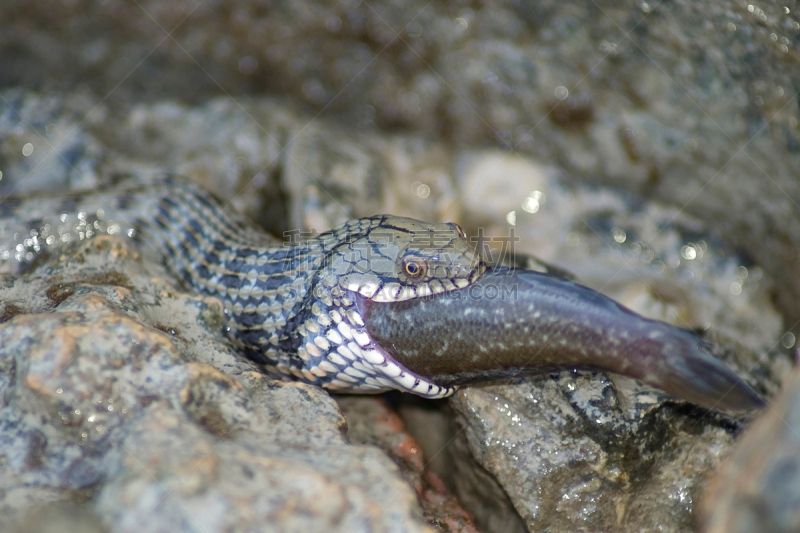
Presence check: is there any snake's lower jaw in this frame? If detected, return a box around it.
[364,266,765,413]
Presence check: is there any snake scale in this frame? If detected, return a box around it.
[0,175,765,411]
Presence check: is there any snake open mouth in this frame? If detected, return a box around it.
[363,266,765,412]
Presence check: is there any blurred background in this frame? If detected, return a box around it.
[2,0,798,331]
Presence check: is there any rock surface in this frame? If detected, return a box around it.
[701,358,800,533]
[337,396,480,533]
[0,235,434,532]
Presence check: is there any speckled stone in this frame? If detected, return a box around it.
[0,235,433,532]
[449,375,745,532]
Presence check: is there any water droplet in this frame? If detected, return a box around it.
[611,227,627,243]
[782,332,796,349]
[21,143,33,156]
[506,211,517,226]
[521,197,539,213]
[554,86,569,100]
[730,281,743,295]
[680,245,697,260]
[599,40,618,56]
[406,21,422,38]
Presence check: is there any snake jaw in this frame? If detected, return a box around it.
[287,284,455,398]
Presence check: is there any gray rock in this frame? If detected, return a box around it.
[0,235,432,532]
[701,359,800,533]
[336,396,481,533]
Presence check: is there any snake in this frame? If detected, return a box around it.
[0,175,764,412]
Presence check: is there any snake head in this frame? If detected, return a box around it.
[282,215,483,397]
[320,216,484,301]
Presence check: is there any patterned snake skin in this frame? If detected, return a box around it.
[0,175,481,398]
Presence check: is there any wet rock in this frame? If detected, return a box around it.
[0,235,432,532]
[450,376,741,532]
[336,396,480,533]
[701,360,800,533]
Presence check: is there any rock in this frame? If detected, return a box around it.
[0,235,432,532]
[701,358,800,533]
[336,396,480,533]
[449,377,739,532]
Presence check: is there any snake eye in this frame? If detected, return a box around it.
[402,256,427,279]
